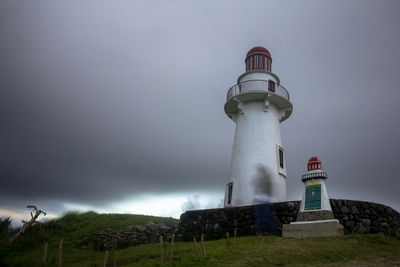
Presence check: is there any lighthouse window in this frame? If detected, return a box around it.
[279,148,284,169]
[227,183,233,205]
[276,145,287,178]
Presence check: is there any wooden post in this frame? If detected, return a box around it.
[170,234,175,259]
[200,233,206,256]
[160,236,164,265]
[113,252,117,267]
[226,232,230,250]
[43,241,48,266]
[233,229,237,248]
[193,236,199,256]
[103,250,109,267]
[58,238,63,267]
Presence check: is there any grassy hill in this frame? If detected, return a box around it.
[1,212,400,266]
[42,211,179,246]
[0,211,179,266]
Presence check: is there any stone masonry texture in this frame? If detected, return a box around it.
[177,199,400,240]
[92,199,400,248]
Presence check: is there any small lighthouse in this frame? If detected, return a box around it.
[282,157,344,237]
[224,47,293,207]
[297,157,334,220]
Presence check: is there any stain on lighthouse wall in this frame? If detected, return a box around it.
[252,165,273,204]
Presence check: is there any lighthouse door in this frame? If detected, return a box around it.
[268,80,275,93]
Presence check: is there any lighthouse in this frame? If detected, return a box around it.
[282,157,344,237]
[297,157,335,220]
[224,47,292,207]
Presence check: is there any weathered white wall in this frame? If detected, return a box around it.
[238,72,278,84]
[299,178,332,212]
[225,100,287,206]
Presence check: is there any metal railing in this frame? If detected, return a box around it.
[226,79,289,101]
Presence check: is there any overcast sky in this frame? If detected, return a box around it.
[1,0,399,223]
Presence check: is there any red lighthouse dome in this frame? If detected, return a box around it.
[307,157,322,171]
[302,156,327,182]
[245,46,272,72]
[246,46,271,57]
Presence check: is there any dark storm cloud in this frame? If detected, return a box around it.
[1,0,399,215]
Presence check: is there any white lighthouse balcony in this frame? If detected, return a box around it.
[224,79,293,121]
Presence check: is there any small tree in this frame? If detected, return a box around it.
[9,205,46,243]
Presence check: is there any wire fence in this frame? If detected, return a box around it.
[0,231,238,266]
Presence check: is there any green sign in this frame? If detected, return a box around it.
[305,184,321,210]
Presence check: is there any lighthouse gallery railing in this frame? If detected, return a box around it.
[226,80,289,101]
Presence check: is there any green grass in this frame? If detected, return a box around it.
[5,234,400,266]
[1,212,400,266]
[0,211,179,266]
[114,234,400,266]
[48,211,179,247]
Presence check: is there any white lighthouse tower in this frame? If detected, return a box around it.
[224,47,292,207]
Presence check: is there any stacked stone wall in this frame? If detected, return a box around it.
[177,199,400,240]
[92,200,400,248]
[92,221,176,250]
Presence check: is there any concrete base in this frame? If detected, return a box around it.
[282,220,344,238]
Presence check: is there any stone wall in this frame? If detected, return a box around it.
[92,220,176,250]
[177,199,400,240]
[92,199,400,248]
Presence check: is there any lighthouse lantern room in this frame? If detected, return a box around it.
[224,47,293,207]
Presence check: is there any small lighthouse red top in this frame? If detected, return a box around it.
[302,156,327,182]
[307,157,322,171]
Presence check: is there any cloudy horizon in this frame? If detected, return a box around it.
[1,0,399,225]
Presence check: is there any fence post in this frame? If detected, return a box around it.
[160,236,164,265]
[58,238,63,267]
[226,232,230,250]
[103,250,109,267]
[170,234,175,259]
[200,233,206,256]
[193,236,199,256]
[233,229,237,248]
[43,241,48,266]
[113,252,117,267]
